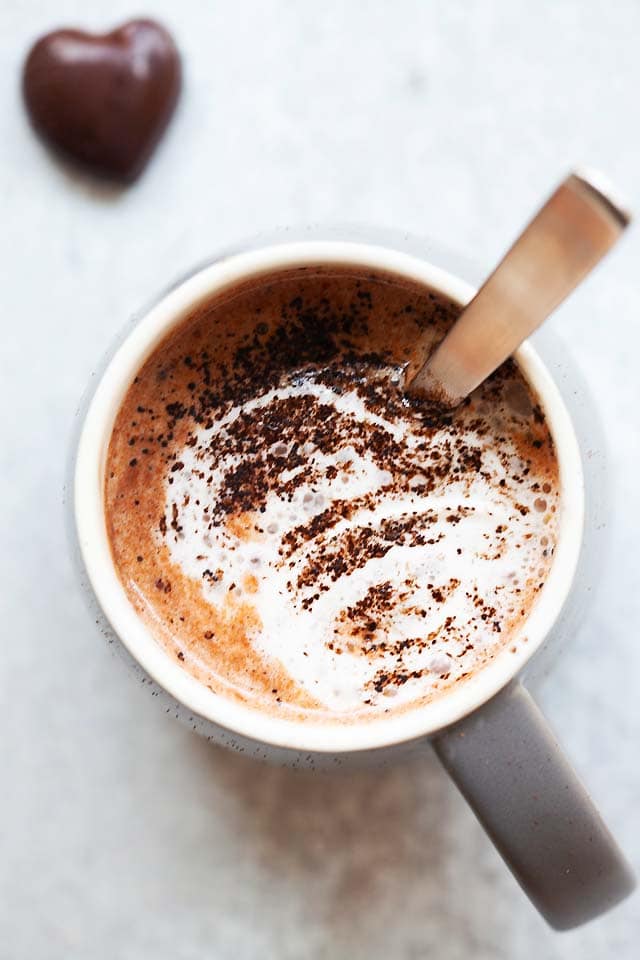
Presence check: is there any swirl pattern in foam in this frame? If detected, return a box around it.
[163,364,558,713]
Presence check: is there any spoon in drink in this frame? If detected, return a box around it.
[406,169,630,407]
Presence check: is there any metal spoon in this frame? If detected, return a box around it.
[407,169,630,406]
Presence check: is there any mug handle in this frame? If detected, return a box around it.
[432,681,635,929]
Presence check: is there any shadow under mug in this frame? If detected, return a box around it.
[71,229,635,930]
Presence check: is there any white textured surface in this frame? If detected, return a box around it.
[1,1,638,957]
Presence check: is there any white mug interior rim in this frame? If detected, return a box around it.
[74,242,584,753]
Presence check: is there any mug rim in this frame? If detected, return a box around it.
[74,240,585,752]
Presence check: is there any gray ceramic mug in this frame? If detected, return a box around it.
[72,233,635,930]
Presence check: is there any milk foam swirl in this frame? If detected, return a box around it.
[162,364,559,712]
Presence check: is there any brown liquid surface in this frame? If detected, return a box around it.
[105,265,560,722]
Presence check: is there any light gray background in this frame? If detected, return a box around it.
[1,1,638,957]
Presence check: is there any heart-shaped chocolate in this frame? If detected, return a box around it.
[23,19,181,181]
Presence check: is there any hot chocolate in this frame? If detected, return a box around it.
[104,265,559,722]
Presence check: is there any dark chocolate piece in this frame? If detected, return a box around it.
[23,19,181,181]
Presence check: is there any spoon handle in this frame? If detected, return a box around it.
[408,169,630,406]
